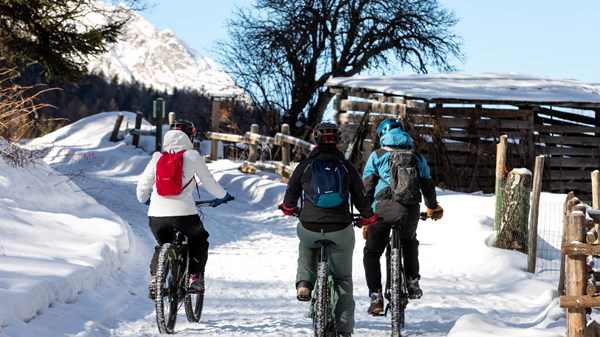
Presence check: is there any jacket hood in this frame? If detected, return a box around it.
[163,130,193,152]
[380,128,413,148]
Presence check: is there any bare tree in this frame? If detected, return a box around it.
[217,0,463,136]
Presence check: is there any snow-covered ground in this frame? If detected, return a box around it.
[0,111,569,336]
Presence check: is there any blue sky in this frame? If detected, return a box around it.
[140,0,600,83]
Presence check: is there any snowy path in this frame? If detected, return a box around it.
[9,111,564,337]
[50,160,561,337]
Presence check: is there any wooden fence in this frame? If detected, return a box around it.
[559,171,600,337]
[206,123,314,179]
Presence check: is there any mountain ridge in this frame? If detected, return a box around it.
[87,7,241,97]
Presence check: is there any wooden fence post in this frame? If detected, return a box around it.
[281,124,290,166]
[210,98,220,161]
[527,155,545,273]
[132,112,142,147]
[565,210,587,337]
[109,113,124,142]
[154,98,164,153]
[559,192,578,295]
[248,124,258,163]
[494,135,508,231]
[168,112,175,127]
[592,170,600,209]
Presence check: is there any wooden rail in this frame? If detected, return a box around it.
[206,123,314,179]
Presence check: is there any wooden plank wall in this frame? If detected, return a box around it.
[334,92,600,196]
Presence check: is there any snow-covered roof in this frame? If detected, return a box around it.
[326,73,600,106]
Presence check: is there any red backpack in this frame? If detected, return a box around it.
[155,150,194,196]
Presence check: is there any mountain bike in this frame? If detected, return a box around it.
[153,198,232,334]
[308,231,337,337]
[282,207,337,337]
[354,212,428,337]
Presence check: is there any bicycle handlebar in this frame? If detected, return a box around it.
[195,196,235,207]
[351,212,430,226]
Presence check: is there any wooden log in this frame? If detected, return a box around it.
[132,112,142,147]
[564,211,587,337]
[584,320,600,337]
[494,135,508,231]
[587,274,597,296]
[496,168,532,252]
[528,155,544,273]
[560,295,600,308]
[560,192,577,296]
[586,227,598,245]
[210,98,220,161]
[240,161,292,178]
[562,243,600,257]
[206,132,244,143]
[109,113,124,142]
[248,124,258,163]
[281,124,290,166]
[593,170,600,210]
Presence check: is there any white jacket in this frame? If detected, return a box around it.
[136,130,228,216]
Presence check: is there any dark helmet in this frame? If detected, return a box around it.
[377,118,405,138]
[170,119,196,140]
[312,122,341,146]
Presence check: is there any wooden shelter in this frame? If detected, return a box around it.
[326,73,600,196]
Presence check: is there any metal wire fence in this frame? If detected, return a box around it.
[534,192,581,279]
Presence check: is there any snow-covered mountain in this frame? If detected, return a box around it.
[87,7,241,97]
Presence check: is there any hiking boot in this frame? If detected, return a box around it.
[408,278,422,299]
[188,273,205,293]
[367,291,384,315]
[148,274,157,300]
[296,280,312,301]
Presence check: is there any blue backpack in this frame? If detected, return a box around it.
[305,159,347,208]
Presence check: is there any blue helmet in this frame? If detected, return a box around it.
[377,118,405,138]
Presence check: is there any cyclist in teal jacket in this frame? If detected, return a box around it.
[361,118,443,315]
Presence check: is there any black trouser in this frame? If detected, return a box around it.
[149,214,209,275]
[363,203,420,295]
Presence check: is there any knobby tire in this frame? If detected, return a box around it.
[390,247,405,337]
[184,285,204,322]
[155,243,179,334]
[313,261,332,337]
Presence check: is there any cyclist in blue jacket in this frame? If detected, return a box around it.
[361,118,443,315]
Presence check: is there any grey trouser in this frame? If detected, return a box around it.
[296,223,356,334]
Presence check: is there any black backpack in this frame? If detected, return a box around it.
[385,148,421,204]
[304,159,347,208]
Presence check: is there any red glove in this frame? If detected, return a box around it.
[279,203,298,216]
[357,214,380,228]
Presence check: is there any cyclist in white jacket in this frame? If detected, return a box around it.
[136,121,233,296]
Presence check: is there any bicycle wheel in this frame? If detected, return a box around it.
[184,275,204,322]
[155,243,179,334]
[313,261,330,337]
[389,247,406,337]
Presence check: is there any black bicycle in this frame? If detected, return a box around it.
[354,212,428,337]
[153,198,231,334]
[281,207,337,337]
